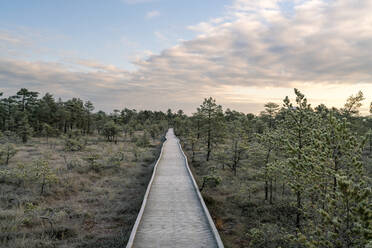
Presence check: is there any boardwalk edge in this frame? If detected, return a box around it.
[176,136,225,248]
[126,134,168,248]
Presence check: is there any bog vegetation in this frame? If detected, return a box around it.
[0,88,371,248]
[0,89,168,247]
[174,90,372,248]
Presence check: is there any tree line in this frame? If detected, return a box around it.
[0,88,175,143]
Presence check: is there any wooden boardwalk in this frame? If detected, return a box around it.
[126,129,223,248]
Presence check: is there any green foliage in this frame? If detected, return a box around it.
[30,159,58,195]
[136,131,150,147]
[102,120,121,143]
[2,159,58,194]
[221,119,248,176]
[342,90,365,116]
[83,152,101,172]
[198,97,225,161]
[199,166,222,191]
[42,123,57,142]
[1,87,371,248]
[0,143,17,165]
[64,136,85,151]
[200,174,221,192]
[177,90,371,247]
[248,224,291,248]
[16,114,32,143]
[297,114,372,247]
[1,88,171,145]
[108,151,125,166]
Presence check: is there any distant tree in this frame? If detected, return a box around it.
[0,93,5,130]
[263,102,280,129]
[224,119,247,176]
[0,143,17,165]
[1,97,17,131]
[177,109,185,118]
[191,112,203,140]
[112,109,120,124]
[137,131,150,147]
[173,116,188,137]
[42,123,55,144]
[257,129,278,204]
[342,90,364,116]
[198,97,224,161]
[17,114,32,143]
[37,93,58,132]
[167,109,174,127]
[149,124,159,140]
[257,102,280,203]
[102,120,121,143]
[84,101,95,134]
[15,88,39,112]
[65,98,85,131]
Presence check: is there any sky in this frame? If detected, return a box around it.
[0,0,371,114]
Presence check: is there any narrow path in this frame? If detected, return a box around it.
[127,129,223,248]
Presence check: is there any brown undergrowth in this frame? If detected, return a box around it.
[0,132,162,248]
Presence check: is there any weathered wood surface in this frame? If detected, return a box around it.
[128,129,223,248]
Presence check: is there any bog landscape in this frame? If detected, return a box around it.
[1,1,371,248]
[0,88,371,247]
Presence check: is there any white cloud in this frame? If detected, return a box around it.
[146,10,160,19]
[1,0,372,114]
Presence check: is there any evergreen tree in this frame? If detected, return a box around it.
[342,90,365,117]
[299,115,371,247]
[198,97,224,161]
[17,114,32,143]
[277,89,320,230]
[224,119,247,176]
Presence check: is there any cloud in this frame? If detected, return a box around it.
[146,10,160,19]
[122,0,158,4]
[1,0,372,114]
[0,32,23,44]
[162,0,372,89]
[154,31,167,41]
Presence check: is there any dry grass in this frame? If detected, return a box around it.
[0,133,162,248]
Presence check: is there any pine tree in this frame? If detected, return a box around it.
[225,119,247,176]
[299,116,371,247]
[277,89,320,230]
[0,143,17,165]
[198,97,224,161]
[342,90,365,117]
[17,114,32,143]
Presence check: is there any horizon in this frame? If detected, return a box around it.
[2,87,370,117]
[1,0,371,114]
